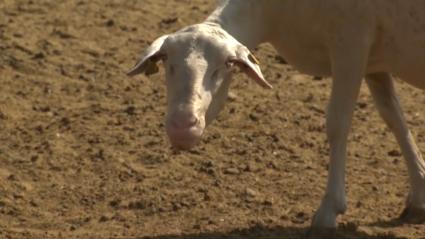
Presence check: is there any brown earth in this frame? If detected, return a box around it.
[1,0,425,238]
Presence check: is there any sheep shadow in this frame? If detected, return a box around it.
[367,217,406,229]
[140,224,406,239]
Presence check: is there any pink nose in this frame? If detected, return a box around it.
[166,111,203,150]
[170,112,199,129]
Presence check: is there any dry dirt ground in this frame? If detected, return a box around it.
[1,0,425,238]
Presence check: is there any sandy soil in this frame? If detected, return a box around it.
[1,0,425,238]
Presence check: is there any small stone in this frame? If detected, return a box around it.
[263,198,274,206]
[161,17,178,25]
[109,199,120,208]
[224,167,240,175]
[99,215,109,222]
[29,200,38,207]
[105,19,115,27]
[0,110,6,119]
[292,211,308,224]
[32,52,45,59]
[249,113,259,122]
[124,106,136,115]
[228,92,237,101]
[128,201,146,210]
[7,174,17,181]
[245,188,257,197]
[388,149,402,157]
[356,201,362,208]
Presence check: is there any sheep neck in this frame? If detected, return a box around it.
[204,0,271,49]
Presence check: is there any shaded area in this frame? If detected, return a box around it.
[141,225,407,239]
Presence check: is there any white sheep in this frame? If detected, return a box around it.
[128,0,425,237]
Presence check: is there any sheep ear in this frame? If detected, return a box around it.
[228,47,273,89]
[127,35,169,76]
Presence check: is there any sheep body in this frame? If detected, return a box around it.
[209,0,425,88]
[129,1,425,236]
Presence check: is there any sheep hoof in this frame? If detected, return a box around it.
[399,206,425,224]
[306,227,337,239]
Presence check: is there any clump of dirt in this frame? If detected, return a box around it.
[1,0,425,238]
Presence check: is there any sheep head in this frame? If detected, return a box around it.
[128,24,272,150]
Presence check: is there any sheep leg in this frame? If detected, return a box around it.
[366,73,425,223]
[310,35,369,234]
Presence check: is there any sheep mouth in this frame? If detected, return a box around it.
[166,126,204,150]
